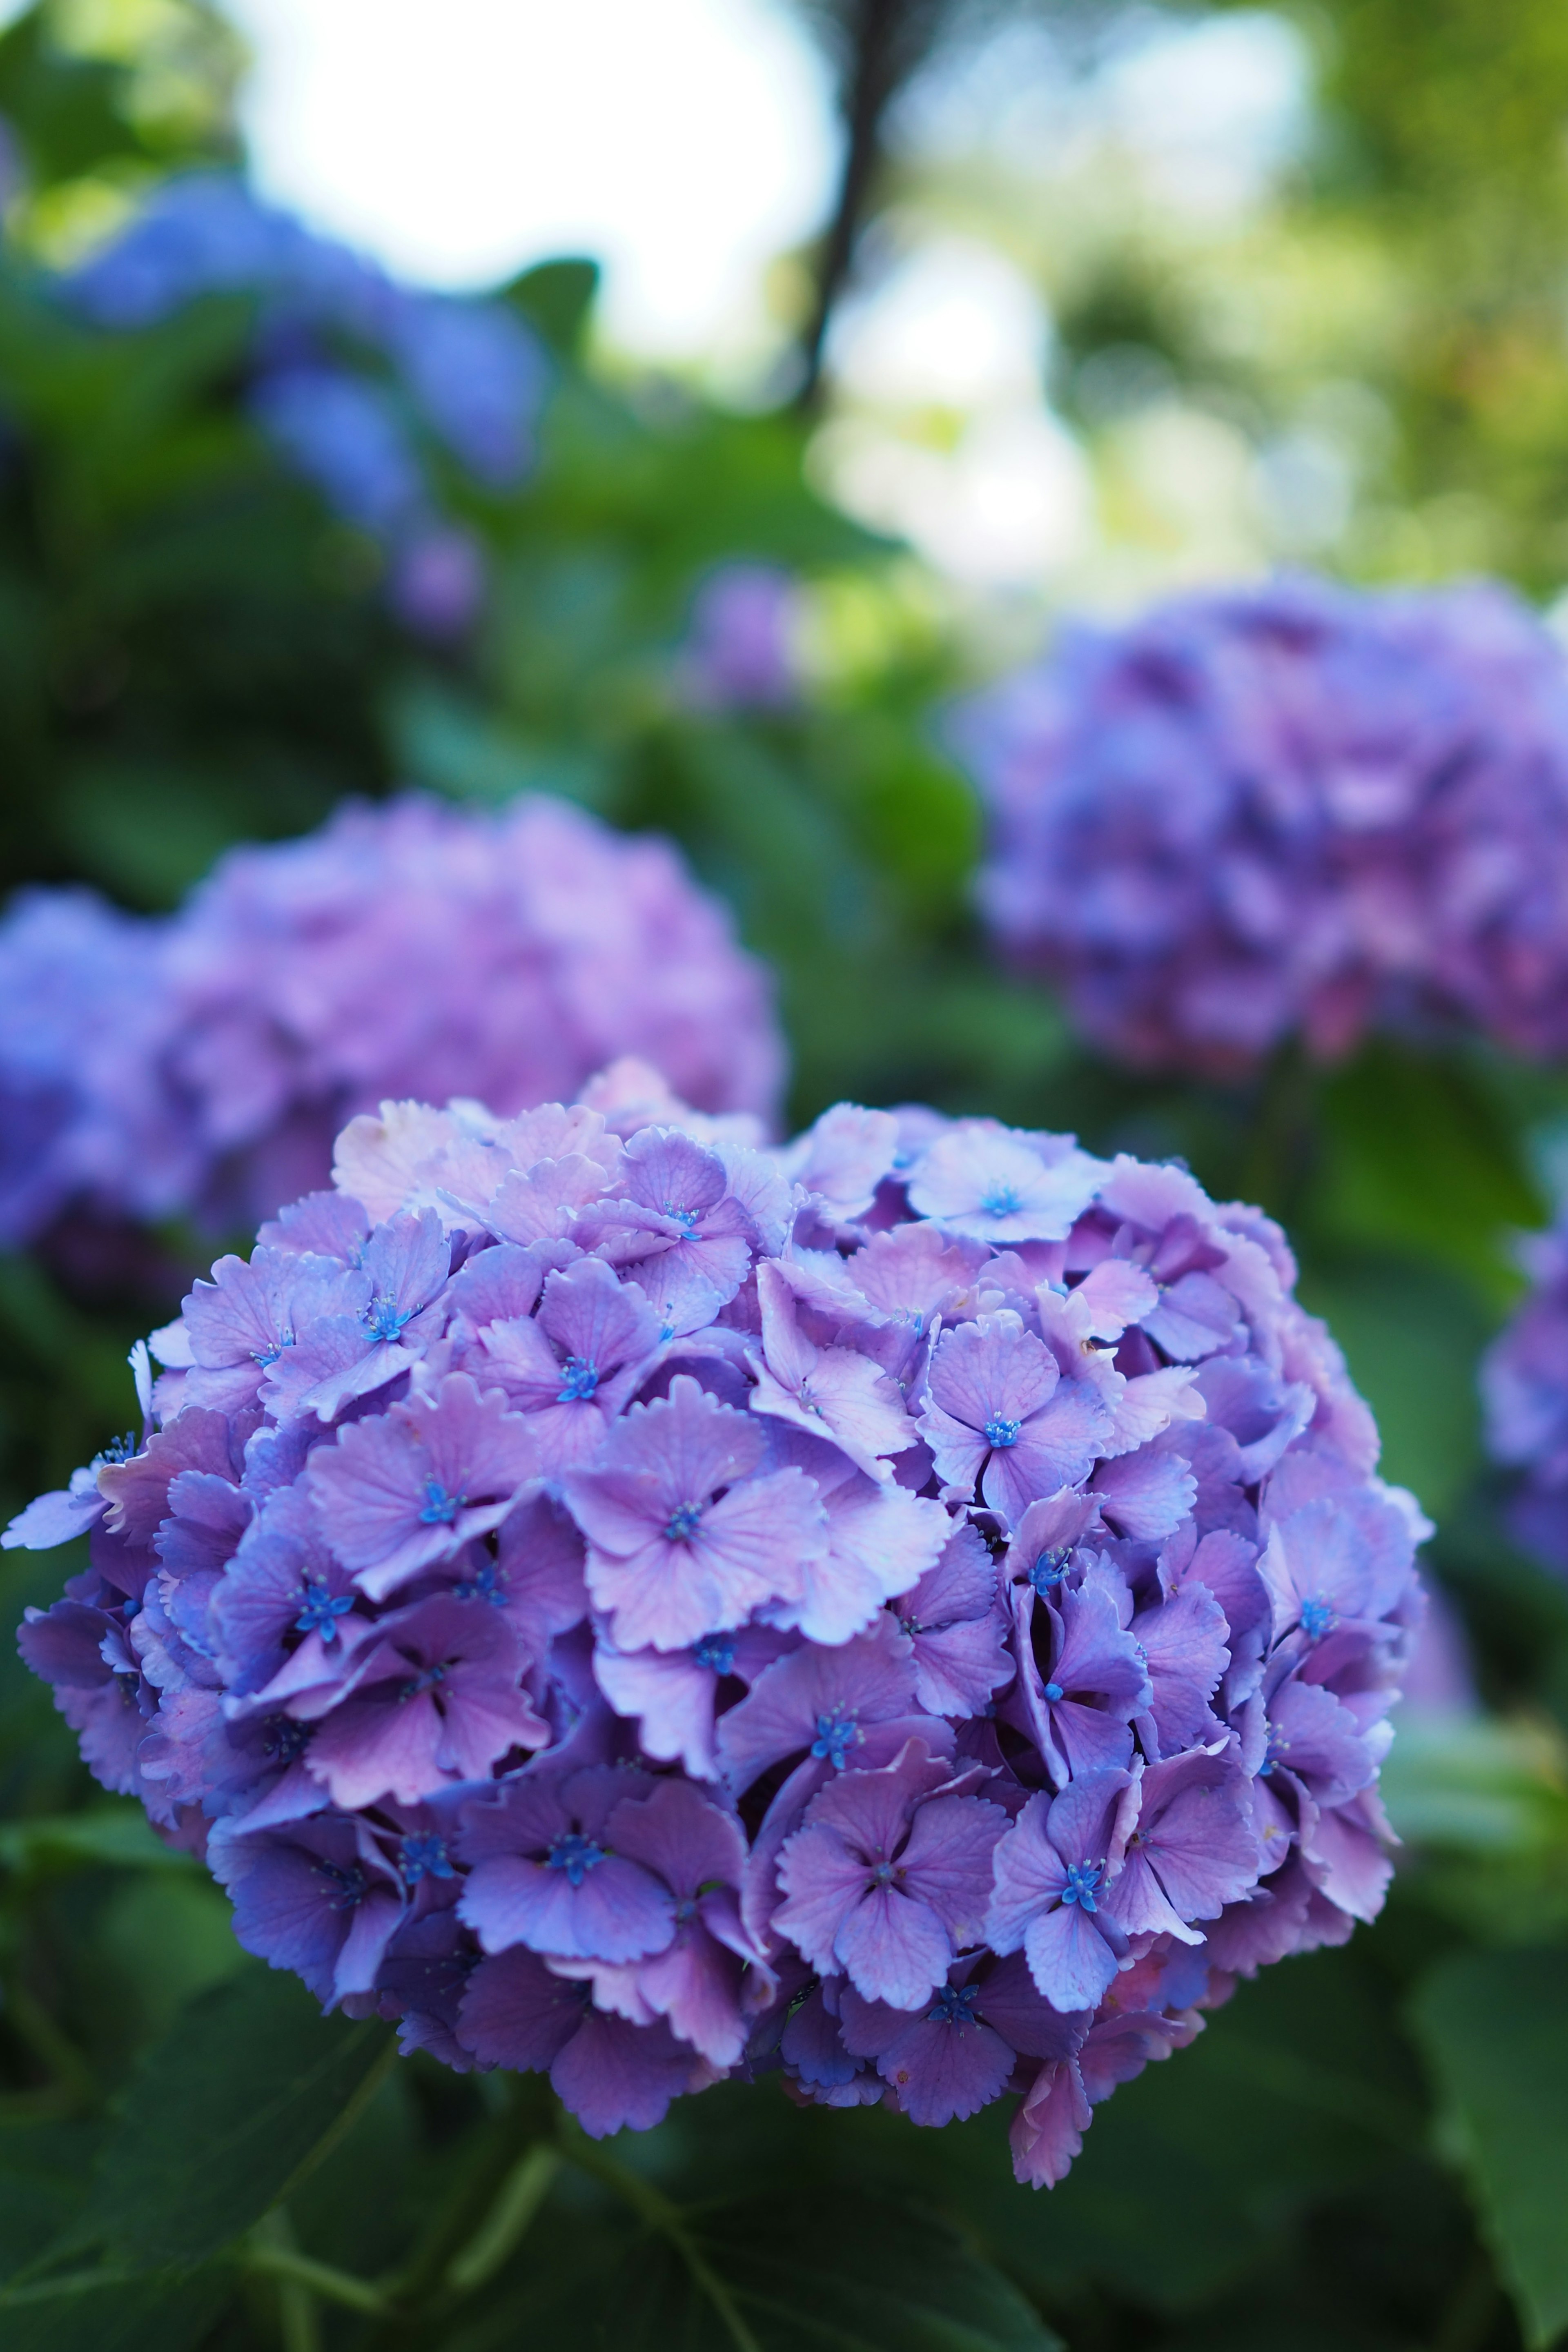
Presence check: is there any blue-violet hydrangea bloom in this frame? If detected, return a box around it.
[9,1083,1425,2177]
[955,574,1568,1075]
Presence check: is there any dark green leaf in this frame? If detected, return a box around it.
[1409,1946,1568,2347]
[47,1963,392,2272]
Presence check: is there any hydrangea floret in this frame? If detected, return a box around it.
[0,793,784,1244]
[8,1079,1425,2181]
[954,575,1568,1075]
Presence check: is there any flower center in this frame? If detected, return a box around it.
[661,1201,701,1236]
[927,1982,982,2028]
[365,1294,411,1342]
[454,1560,508,1606]
[99,1431,138,1467]
[1043,1681,1065,1702]
[263,1715,311,1765]
[980,1185,1021,1219]
[1029,1546,1071,1595]
[252,1329,294,1369]
[556,1356,600,1403]
[294,1580,354,1642]
[693,1633,736,1675]
[419,1477,466,1526]
[400,1663,446,1702]
[983,1415,1022,1449]
[664,1501,704,1542]
[1062,1860,1103,1912]
[399,1833,455,1884]
[1299,1595,1337,1641]
[811,1709,863,1771]
[546,1831,606,1887]
[316,1861,367,1911]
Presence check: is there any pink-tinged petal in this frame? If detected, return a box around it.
[927,1313,1059,1430]
[908,1610,1012,1719]
[864,2002,1016,2126]
[978,1952,1088,2059]
[987,1793,1068,1953]
[717,1614,919,1796]
[774,1480,947,1648]
[835,1884,955,2010]
[1024,1900,1120,2012]
[1105,1365,1207,1456]
[784,1103,900,1220]
[1089,1448,1196,1542]
[635,1920,749,2065]
[585,1466,825,1653]
[1136,1753,1262,1920]
[488,1154,612,1245]
[984,1379,1112,1525]
[908,1122,1106,1244]
[593,1642,723,1778]
[447,1243,551,1331]
[605,1774,746,1899]
[472,1316,564,1409]
[774,1824,880,1974]
[1303,1795,1393,1922]
[1097,1842,1200,1943]
[1134,1587,1229,1757]
[755,1261,820,1392]
[898,1793,1009,1947]
[1072,1259,1159,1338]
[918,1403,991,1500]
[459,1850,674,1961]
[550,2002,701,2137]
[1141,1272,1240,1361]
[1010,2056,1092,2187]
[306,1689,446,1809]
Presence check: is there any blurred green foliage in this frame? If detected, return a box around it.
[1,3,1568,2349]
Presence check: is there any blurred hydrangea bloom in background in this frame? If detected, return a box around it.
[7,1082,1424,2177]
[1482,1214,1568,1574]
[63,174,548,639]
[954,575,1568,1076]
[0,793,784,1244]
[678,563,806,713]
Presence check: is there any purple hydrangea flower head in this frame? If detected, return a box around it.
[1482,1212,1568,1574]
[62,173,550,638]
[956,574,1568,1074]
[10,1087,1421,2167]
[0,790,784,1244]
[679,564,805,713]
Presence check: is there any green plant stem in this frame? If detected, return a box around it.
[249,2211,323,2352]
[242,2238,392,2319]
[445,2143,560,2295]
[558,2118,763,2352]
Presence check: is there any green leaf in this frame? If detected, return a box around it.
[38,1964,393,2274]
[461,2178,1060,2352]
[0,1802,198,1877]
[1409,1946,1568,2348]
[1295,1251,1488,1521]
[1314,1042,1542,1305]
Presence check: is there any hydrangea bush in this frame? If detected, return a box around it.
[1481,1214,1568,1574]
[65,174,549,639]
[7,1080,1425,2181]
[0,793,784,1245]
[955,575,1568,1076]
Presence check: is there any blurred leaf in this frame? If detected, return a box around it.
[42,1964,392,2273]
[0,2269,229,2352]
[1314,1044,1542,1304]
[1296,1251,1488,1521]
[1410,1947,1568,2348]
[0,1800,196,1876]
[508,257,600,357]
[1381,1710,1568,1855]
[469,2172,1061,2352]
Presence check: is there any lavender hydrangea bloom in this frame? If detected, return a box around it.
[956,574,1568,1074]
[679,564,805,712]
[0,791,784,1244]
[1482,1212,1568,1574]
[63,174,549,640]
[11,1085,1421,2171]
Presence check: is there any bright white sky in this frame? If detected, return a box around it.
[225,0,840,358]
